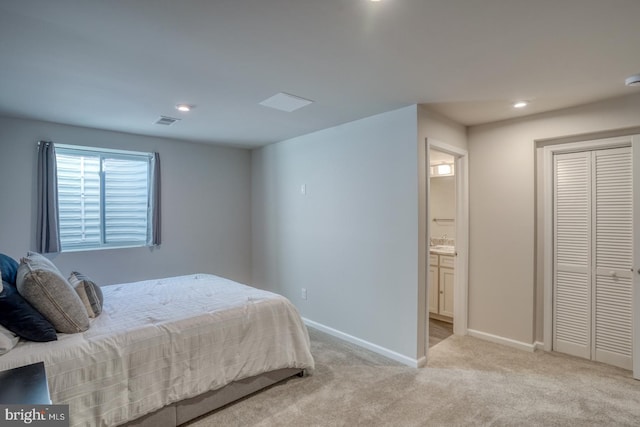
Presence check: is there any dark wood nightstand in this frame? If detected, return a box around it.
[0,361,51,404]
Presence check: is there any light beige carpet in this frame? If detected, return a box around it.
[186,328,640,426]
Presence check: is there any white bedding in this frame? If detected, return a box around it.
[0,274,315,426]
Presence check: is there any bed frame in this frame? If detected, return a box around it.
[122,368,304,427]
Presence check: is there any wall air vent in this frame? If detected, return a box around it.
[154,116,181,126]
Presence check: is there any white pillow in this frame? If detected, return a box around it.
[0,324,19,355]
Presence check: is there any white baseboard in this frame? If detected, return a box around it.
[303,318,423,368]
[467,329,536,352]
[534,341,545,351]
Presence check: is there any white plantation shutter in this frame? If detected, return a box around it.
[56,152,102,249]
[103,157,149,243]
[553,152,592,359]
[55,147,153,251]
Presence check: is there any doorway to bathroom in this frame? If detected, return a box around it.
[428,148,456,346]
[425,139,469,354]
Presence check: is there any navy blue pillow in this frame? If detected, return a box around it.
[0,253,19,285]
[0,280,57,342]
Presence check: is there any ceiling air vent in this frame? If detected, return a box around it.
[154,116,181,126]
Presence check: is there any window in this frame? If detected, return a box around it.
[55,145,156,252]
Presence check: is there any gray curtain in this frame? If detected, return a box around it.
[149,152,161,245]
[36,141,61,253]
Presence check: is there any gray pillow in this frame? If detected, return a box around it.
[16,252,89,334]
[68,271,103,318]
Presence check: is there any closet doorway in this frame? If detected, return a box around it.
[542,135,640,378]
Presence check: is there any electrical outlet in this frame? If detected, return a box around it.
[301,288,307,300]
[301,184,306,195]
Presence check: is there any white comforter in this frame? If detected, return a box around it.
[0,274,315,426]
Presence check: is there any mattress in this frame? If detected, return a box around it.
[0,274,315,426]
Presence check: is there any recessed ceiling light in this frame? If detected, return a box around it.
[175,104,194,112]
[513,101,528,109]
[625,74,640,87]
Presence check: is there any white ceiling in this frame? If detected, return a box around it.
[1,0,639,148]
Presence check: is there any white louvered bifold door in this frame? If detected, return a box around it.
[593,147,633,370]
[553,146,633,370]
[553,152,592,359]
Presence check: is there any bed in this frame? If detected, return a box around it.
[0,273,315,427]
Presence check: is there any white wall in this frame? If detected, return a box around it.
[418,106,468,153]
[468,93,640,345]
[0,116,252,285]
[252,105,420,360]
